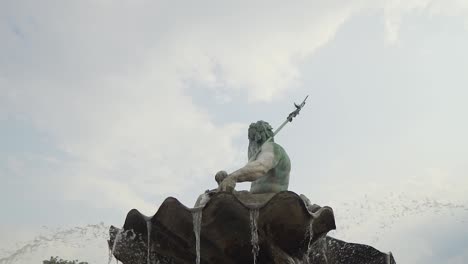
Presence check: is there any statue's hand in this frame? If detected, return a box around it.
[215,170,228,185]
[218,175,237,193]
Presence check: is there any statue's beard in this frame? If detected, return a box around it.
[248,140,261,160]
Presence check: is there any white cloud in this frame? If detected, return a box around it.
[0,0,366,212]
[2,61,246,211]
[163,1,364,102]
[382,0,468,44]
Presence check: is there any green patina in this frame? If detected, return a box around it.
[250,142,291,194]
[216,120,294,194]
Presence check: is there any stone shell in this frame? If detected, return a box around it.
[109,191,336,264]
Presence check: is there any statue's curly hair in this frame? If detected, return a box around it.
[248,120,274,144]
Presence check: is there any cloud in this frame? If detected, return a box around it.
[2,0,467,212]
[184,3,358,101]
[0,0,367,213]
[382,0,468,44]
[1,1,468,263]
[1,61,247,212]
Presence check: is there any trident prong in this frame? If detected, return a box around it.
[287,95,309,122]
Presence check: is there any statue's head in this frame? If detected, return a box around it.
[248,120,274,159]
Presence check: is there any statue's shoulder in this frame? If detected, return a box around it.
[260,141,275,151]
[259,142,289,161]
[269,142,290,161]
[271,142,286,152]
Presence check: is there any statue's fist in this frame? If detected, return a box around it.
[218,176,237,193]
[215,170,228,185]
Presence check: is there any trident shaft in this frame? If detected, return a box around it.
[249,95,309,162]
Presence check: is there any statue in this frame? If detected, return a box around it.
[192,96,308,209]
[217,120,291,194]
[216,96,309,194]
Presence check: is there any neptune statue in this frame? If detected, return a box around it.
[217,120,291,194]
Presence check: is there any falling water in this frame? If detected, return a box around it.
[303,218,314,263]
[321,237,328,264]
[387,252,392,264]
[192,209,203,264]
[146,219,152,264]
[108,246,113,264]
[109,229,123,264]
[249,208,260,264]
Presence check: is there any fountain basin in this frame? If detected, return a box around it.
[108,191,336,264]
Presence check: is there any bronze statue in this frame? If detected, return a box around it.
[217,96,308,194]
[217,120,291,193]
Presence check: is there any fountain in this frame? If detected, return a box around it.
[108,191,339,263]
[107,111,396,263]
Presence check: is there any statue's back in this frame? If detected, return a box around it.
[250,142,291,194]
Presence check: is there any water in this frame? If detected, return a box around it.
[321,238,328,264]
[249,209,260,264]
[109,229,123,264]
[303,218,314,263]
[108,246,113,264]
[146,219,152,264]
[196,192,211,207]
[192,210,203,264]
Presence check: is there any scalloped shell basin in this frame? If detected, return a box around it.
[108,191,336,264]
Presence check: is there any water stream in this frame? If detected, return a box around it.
[108,229,123,264]
[108,247,113,264]
[249,208,260,264]
[146,218,152,264]
[192,209,203,264]
[302,218,314,263]
[321,237,328,264]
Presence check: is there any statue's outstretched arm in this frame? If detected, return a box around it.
[231,143,278,182]
[218,142,279,192]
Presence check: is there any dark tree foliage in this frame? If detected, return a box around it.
[43,256,88,264]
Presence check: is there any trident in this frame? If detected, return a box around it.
[248,95,309,162]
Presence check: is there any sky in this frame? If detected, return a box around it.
[1,0,468,263]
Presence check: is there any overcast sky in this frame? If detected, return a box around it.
[1,0,468,263]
